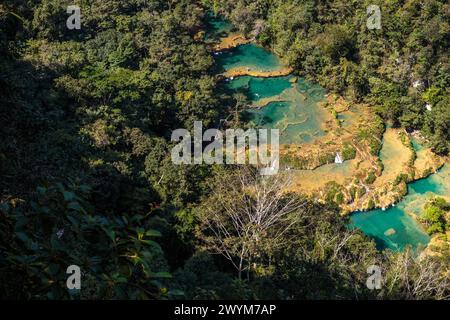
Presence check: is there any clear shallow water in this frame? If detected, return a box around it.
[350,163,449,251]
[204,13,232,41]
[215,43,284,73]
[409,166,450,196]
[349,206,430,251]
[225,76,293,101]
[245,79,328,144]
[403,165,450,217]
[209,17,448,251]
[411,138,424,152]
[221,70,328,144]
[378,130,405,169]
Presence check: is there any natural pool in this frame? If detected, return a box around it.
[217,45,329,144]
[349,205,430,251]
[211,20,448,251]
[204,12,233,41]
[215,43,284,74]
[401,165,450,218]
[225,75,293,101]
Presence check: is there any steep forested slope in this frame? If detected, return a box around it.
[0,0,448,299]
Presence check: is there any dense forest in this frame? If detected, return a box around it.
[211,0,449,154]
[0,0,449,299]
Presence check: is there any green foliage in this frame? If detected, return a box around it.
[394,173,409,186]
[365,171,377,185]
[335,192,344,205]
[367,198,375,210]
[0,183,172,299]
[420,198,449,235]
[318,153,336,166]
[356,186,367,199]
[324,181,343,203]
[173,252,252,299]
[255,202,382,299]
[0,0,221,300]
[281,154,309,169]
[341,142,356,160]
[349,186,357,201]
[2,0,449,300]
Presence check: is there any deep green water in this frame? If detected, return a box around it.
[240,76,328,144]
[210,18,447,251]
[402,165,450,217]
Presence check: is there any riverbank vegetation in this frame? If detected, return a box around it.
[0,0,449,300]
[204,0,450,215]
[421,197,449,235]
[208,0,449,155]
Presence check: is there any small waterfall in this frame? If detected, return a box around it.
[335,152,343,164]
